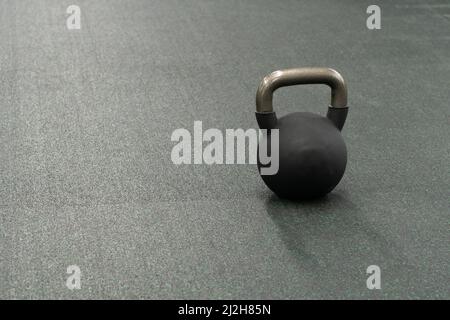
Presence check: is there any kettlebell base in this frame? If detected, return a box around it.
[271,190,332,201]
[260,172,341,201]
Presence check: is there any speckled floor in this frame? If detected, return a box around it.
[0,0,449,299]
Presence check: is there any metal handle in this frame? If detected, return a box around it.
[256,68,348,113]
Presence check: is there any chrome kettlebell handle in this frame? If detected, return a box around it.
[255,68,348,130]
[256,67,348,111]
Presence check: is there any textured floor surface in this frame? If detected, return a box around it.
[0,0,449,299]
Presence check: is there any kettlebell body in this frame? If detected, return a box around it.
[255,68,349,200]
[257,112,347,199]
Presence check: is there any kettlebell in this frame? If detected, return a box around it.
[256,68,349,200]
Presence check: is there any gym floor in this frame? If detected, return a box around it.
[0,0,449,299]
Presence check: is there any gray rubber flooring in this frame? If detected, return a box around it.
[0,0,449,299]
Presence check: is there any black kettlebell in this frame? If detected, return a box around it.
[256,68,349,200]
